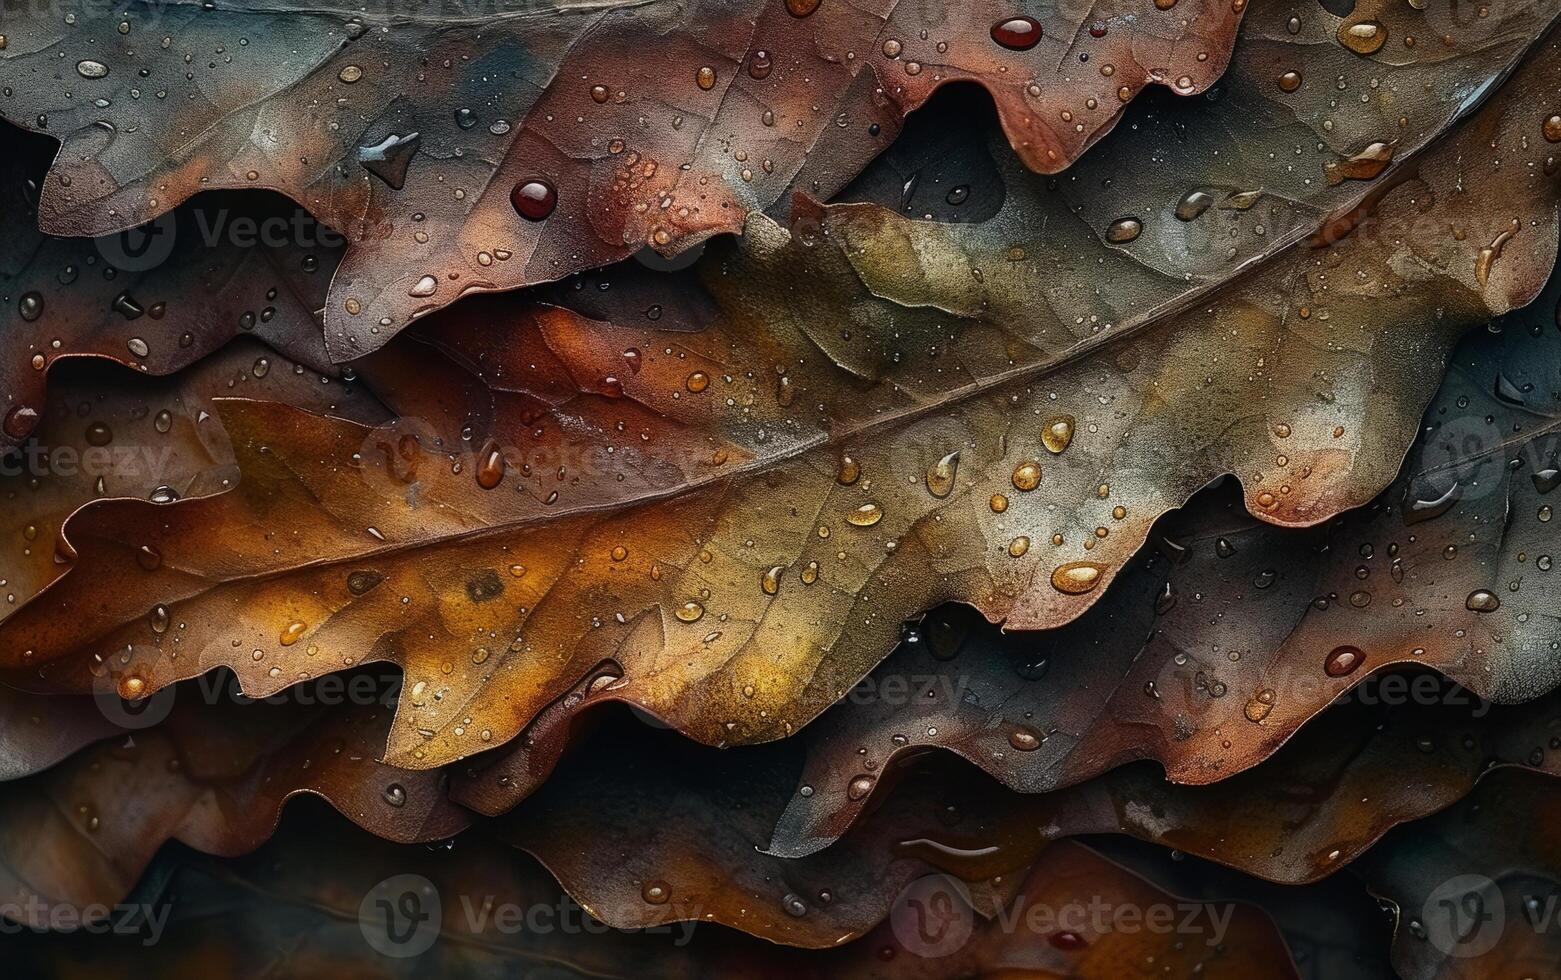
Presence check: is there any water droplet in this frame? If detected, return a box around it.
[685,371,710,393]
[382,783,406,807]
[1051,562,1103,595]
[837,455,861,485]
[1465,590,1501,613]
[476,440,506,489]
[76,59,108,79]
[136,544,163,571]
[1106,217,1142,243]
[18,292,43,322]
[1403,481,1460,524]
[511,179,557,221]
[675,600,705,623]
[695,66,717,90]
[280,621,307,646]
[1008,725,1042,751]
[990,16,1043,51]
[85,422,113,447]
[338,65,364,83]
[1011,461,1042,492]
[847,774,875,800]
[642,881,670,904]
[1277,70,1302,93]
[926,451,959,498]
[847,503,884,527]
[1546,115,1561,143]
[1338,21,1387,55]
[1175,190,1213,221]
[761,566,784,596]
[1244,688,1276,722]
[1041,416,1075,454]
[149,605,170,634]
[3,405,39,439]
[989,493,1009,513]
[1324,646,1364,677]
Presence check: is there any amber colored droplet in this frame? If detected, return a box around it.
[1546,115,1561,143]
[610,545,629,562]
[1105,217,1142,243]
[761,566,784,596]
[685,371,710,393]
[784,0,820,16]
[748,49,773,80]
[3,405,40,440]
[1008,725,1042,751]
[1041,416,1075,454]
[675,600,705,623]
[837,455,861,485]
[1338,20,1386,55]
[848,503,884,527]
[1154,0,1176,8]
[510,179,557,221]
[1244,688,1276,722]
[801,561,820,585]
[1277,70,1302,93]
[641,881,671,905]
[590,84,609,104]
[847,774,875,800]
[1465,590,1501,612]
[1007,536,1031,558]
[476,440,506,489]
[1012,461,1042,492]
[926,451,959,498]
[1324,646,1365,677]
[280,621,308,646]
[1051,562,1103,595]
[990,493,1009,513]
[990,16,1042,50]
[119,675,147,699]
[696,66,716,90]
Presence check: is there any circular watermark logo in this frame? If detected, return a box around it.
[1422,874,1504,959]
[94,212,177,272]
[889,873,975,958]
[359,874,441,957]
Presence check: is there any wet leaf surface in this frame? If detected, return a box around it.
[0,341,388,621]
[3,23,1558,773]
[5,798,1300,979]
[0,671,467,929]
[765,260,1561,847]
[0,127,356,448]
[1355,768,1561,980]
[0,0,1258,359]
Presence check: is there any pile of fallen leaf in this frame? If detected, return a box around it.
[2,0,1561,975]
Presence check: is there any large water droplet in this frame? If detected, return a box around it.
[990,16,1042,50]
[511,179,557,221]
[1051,562,1103,595]
[926,451,959,498]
